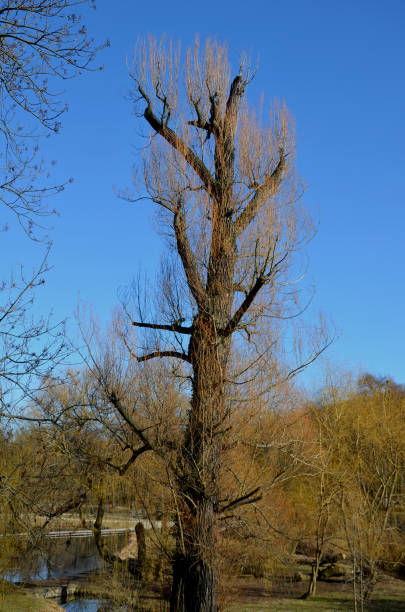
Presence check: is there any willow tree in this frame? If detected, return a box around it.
[126,38,322,611]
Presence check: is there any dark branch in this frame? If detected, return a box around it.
[220,276,266,337]
[235,149,286,235]
[188,96,211,132]
[41,492,87,529]
[137,350,191,363]
[225,74,246,125]
[139,85,216,197]
[188,119,211,131]
[174,209,207,310]
[107,390,152,449]
[286,339,334,380]
[221,242,288,337]
[105,445,151,476]
[132,320,192,334]
[218,487,263,513]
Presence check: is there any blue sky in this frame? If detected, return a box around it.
[4,0,404,385]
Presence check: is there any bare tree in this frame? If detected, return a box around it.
[0,0,105,237]
[0,252,68,422]
[0,0,103,414]
[0,0,103,563]
[116,37,330,612]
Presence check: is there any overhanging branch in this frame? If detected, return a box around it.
[107,389,152,450]
[137,350,191,363]
[105,444,151,476]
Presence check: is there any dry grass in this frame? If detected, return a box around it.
[0,581,63,612]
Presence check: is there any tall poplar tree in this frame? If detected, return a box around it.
[120,37,324,611]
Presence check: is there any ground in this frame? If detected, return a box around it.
[224,573,405,611]
[2,571,405,611]
[0,580,64,611]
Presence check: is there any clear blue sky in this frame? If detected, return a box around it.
[4,0,404,385]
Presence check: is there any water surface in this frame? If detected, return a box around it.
[4,533,127,583]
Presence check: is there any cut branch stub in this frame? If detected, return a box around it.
[132,320,192,335]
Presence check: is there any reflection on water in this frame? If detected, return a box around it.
[62,599,112,611]
[5,533,127,583]
[62,597,128,611]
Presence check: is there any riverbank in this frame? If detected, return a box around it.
[18,570,94,602]
[0,580,64,611]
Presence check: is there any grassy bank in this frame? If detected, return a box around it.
[0,581,64,612]
[225,574,405,611]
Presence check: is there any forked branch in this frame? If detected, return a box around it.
[105,444,151,476]
[138,84,216,198]
[218,486,263,513]
[121,333,191,365]
[107,389,152,449]
[221,248,287,337]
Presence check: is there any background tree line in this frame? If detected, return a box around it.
[2,362,405,609]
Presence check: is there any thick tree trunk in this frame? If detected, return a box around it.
[170,448,220,611]
[171,285,233,611]
[171,552,217,612]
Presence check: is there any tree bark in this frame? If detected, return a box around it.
[170,213,235,610]
[170,309,231,611]
[171,551,217,612]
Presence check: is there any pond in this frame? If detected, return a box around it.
[5,533,127,583]
[3,533,132,610]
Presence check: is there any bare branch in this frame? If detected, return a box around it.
[105,444,151,476]
[235,149,286,235]
[286,339,334,380]
[218,486,263,513]
[107,389,153,449]
[132,320,192,335]
[139,85,216,197]
[225,74,246,134]
[173,209,207,310]
[137,350,191,363]
[221,249,287,337]
[220,275,266,337]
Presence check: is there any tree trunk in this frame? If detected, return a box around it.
[171,552,217,612]
[362,560,377,601]
[171,284,233,611]
[138,56,246,611]
[304,552,322,598]
[170,493,218,611]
